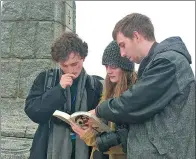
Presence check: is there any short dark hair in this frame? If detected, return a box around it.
[112,13,155,41]
[51,32,88,62]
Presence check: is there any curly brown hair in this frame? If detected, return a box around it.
[51,32,88,62]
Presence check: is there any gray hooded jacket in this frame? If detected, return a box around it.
[96,37,195,159]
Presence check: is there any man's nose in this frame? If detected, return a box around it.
[120,49,126,57]
[67,67,74,74]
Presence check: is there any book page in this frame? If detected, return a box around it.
[53,110,71,125]
[70,111,110,133]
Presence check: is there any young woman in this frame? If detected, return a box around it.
[71,40,137,159]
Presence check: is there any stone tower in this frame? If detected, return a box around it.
[1,1,76,158]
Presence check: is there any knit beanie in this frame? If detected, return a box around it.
[102,41,134,71]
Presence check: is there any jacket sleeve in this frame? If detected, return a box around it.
[24,71,66,124]
[106,145,125,155]
[96,58,179,123]
[80,129,96,146]
[81,131,124,154]
[81,136,96,147]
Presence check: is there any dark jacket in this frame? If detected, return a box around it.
[24,69,108,159]
[96,37,195,159]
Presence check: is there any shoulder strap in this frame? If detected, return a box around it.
[89,75,104,89]
[44,68,59,92]
[88,75,95,89]
[86,75,104,111]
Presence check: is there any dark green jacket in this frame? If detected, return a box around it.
[96,37,195,159]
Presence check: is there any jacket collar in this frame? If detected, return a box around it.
[138,42,158,78]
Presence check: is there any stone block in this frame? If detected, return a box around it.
[54,23,64,40]
[1,22,14,58]
[18,59,56,98]
[1,136,32,159]
[65,3,74,30]
[25,127,37,139]
[1,128,26,138]
[11,21,37,58]
[1,127,37,139]
[0,98,37,135]
[65,0,73,7]
[1,1,65,24]
[27,1,60,21]
[65,26,72,32]
[1,1,27,21]
[72,2,76,33]
[1,59,20,98]
[35,22,64,58]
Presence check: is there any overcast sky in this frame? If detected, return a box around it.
[76,1,195,78]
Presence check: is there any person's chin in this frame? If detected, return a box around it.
[125,56,132,62]
[110,78,117,83]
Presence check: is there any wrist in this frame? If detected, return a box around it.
[58,83,66,90]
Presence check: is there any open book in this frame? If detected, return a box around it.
[53,110,110,133]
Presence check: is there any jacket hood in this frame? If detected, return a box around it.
[155,36,192,64]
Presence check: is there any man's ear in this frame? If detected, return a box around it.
[133,31,142,43]
[82,57,85,62]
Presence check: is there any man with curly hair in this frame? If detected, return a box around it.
[24,32,108,159]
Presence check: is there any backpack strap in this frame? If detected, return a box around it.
[90,75,104,89]
[89,75,95,90]
[44,68,59,92]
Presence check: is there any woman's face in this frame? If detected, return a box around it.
[105,65,122,83]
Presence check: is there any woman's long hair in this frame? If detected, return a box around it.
[100,70,137,103]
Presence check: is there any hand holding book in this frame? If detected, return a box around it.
[53,110,110,133]
[70,121,95,138]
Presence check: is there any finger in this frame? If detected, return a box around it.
[64,73,76,79]
[86,119,94,126]
[68,74,76,79]
[71,126,79,133]
[70,122,78,128]
[73,127,83,135]
[65,81,73,87]
[88,109,94,114]
[70,121,77,126]
[65,77,73,80]
[64,80,73,84]
[84,127,92,132]
[62,77,73,81]
[60,78,72,84]
[61,74,73,80]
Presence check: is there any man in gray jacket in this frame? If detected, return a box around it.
[90,13,195,159]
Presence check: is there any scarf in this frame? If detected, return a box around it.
[47,69,89,159]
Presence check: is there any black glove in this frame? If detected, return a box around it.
[96,125,128,153]
[96,131,120,152]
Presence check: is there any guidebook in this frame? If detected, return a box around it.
[53,110,110,133]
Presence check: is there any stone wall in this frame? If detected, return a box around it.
[0,1,76,158]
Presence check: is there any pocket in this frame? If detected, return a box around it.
[148,132,177,156]
[148,136,168,155]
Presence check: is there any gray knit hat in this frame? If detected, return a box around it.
[102,41,134,71]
